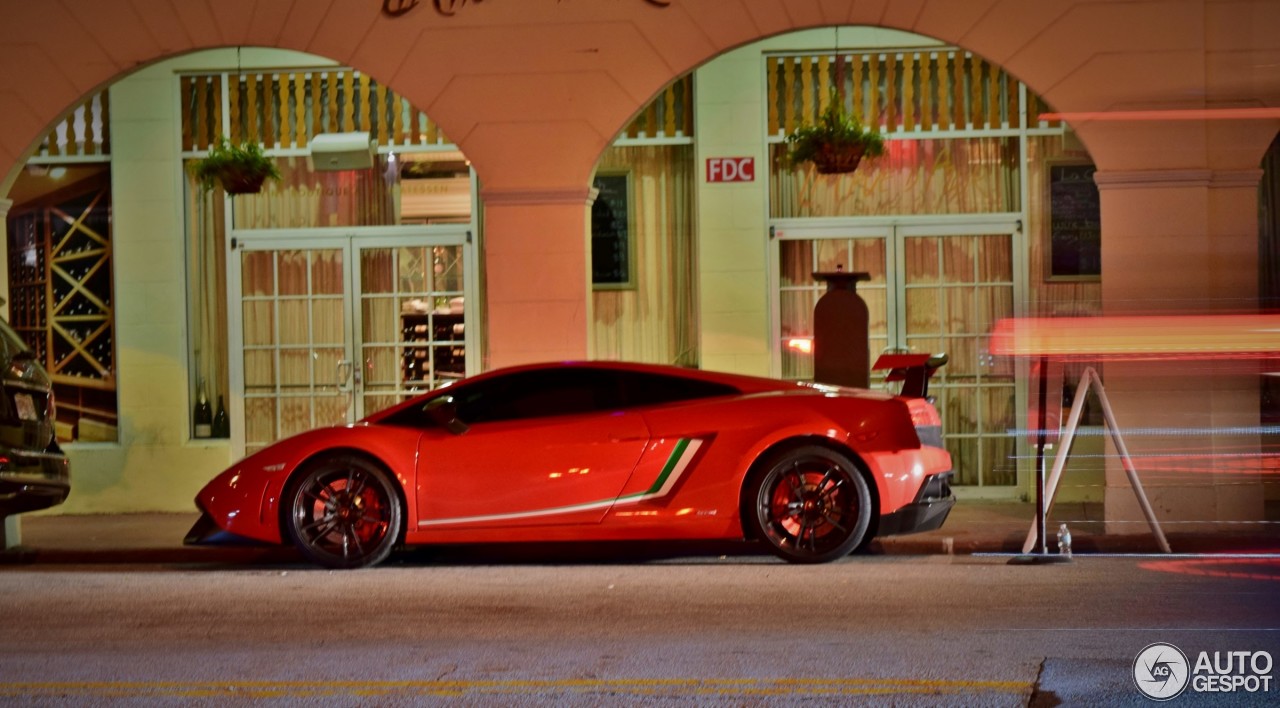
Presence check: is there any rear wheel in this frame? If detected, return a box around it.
[747,445,872,563]
[284,454,402,569]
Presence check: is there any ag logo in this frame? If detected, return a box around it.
[1134,642,1190,700]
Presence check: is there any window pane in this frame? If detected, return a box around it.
[815,239,850,272]
[780,240,814,287]
[942,237,976,283]
[311,250,343,295]
[241,251,275,296]
[242,301,276,346]
[277,251,309,296]
[904,238,939,283]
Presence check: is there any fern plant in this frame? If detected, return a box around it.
[785,91,886,174]
[191,136,281,193]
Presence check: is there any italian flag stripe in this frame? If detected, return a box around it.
[616,437,701,504]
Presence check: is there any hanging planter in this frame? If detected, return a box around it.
[785,90,886,175]
[191,136,281,194]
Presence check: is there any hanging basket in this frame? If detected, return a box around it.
[192,136,281,194]
[811,143,866,175]
[784,88,885,175]
[217,169,271,195]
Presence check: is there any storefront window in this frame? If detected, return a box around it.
[6,166,118,443]
[228,156,397,230]
[185,151,473,442]
[769,137,1021,219]
[592,144,698,367]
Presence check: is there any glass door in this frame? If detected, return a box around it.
[771,218,1022,489]
[895,224,1019,488]
[229,236,353,457]
[228,226,474,457]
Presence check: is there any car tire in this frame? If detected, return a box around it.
[284,453,402,569]
[746,445,872,564]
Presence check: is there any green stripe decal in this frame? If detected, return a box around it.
[646,438,690,495]
[616,437,696,503]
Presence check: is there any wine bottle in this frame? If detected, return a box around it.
[194,384,213,439]
[213,395,230,438]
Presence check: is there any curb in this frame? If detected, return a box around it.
[0,546,301,566]
[4,533,1276,566]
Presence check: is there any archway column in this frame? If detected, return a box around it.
[0,197,9,320]
[479,188,594,369]
[1094,165,1265,533]
[0,197,18,549]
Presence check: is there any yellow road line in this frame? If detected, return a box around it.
[0,677,1030,699]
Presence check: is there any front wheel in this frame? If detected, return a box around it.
[746,445,872,564]
[284,454,402,569]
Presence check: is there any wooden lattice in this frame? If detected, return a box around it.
[768,49,1062,137]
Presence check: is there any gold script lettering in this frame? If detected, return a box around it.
[381,0,421,18]
[383,0,671,19]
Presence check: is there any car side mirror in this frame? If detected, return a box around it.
[424,395,469,435]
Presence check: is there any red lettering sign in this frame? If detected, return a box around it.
[706,157,755,183]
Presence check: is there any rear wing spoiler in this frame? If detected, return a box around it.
[872,353,948,398]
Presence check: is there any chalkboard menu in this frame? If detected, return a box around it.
[1048,163,1101,280]
[591,172,632,287]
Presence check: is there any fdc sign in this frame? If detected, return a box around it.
[706,157,755,183]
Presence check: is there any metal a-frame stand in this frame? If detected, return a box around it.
[1022,365,1172,555]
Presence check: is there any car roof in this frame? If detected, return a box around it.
[361,360,802,423]
[467,360,798,393]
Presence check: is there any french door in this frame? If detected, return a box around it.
[771,217,1024,489]
[228,226,475,457]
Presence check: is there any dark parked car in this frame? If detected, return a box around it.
[0,316,69,517]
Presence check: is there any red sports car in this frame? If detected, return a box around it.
[186,361,954,568]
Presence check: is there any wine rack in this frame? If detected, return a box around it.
[6,211,48,363]
[401,312,465,387]
[4,175,117,441]
[49,186,114,381]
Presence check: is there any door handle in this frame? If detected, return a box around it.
[336,359,354,393]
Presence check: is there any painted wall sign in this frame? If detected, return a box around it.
[706,157,755,183]
[384,0,670,18]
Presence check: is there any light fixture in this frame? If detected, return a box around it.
[310,131,375,171]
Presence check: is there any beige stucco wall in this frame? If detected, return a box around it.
[692,43,769,376]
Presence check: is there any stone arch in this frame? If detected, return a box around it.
[7,1,1277,200]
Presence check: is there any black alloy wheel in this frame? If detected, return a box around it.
[747,445,872,563]
[285,454,402,569]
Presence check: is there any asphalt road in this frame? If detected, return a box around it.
[1,553,1277,706]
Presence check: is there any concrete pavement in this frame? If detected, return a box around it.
[2,500,1277,565]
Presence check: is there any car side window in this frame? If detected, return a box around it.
[384,367,742,430]
[615,371,739,408]
[455,369,625,424]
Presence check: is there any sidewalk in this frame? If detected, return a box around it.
[3,500,1277,565]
